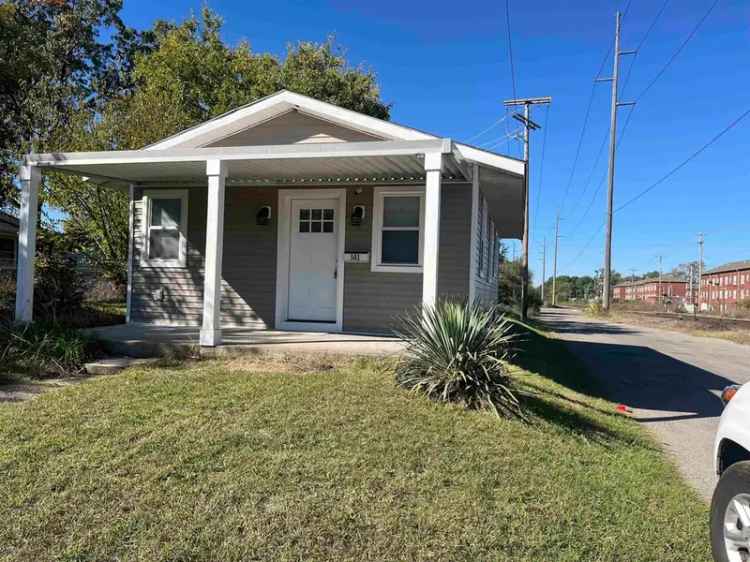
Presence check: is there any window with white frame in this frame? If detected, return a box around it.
[371,187,424,273]
[141,189,189,267]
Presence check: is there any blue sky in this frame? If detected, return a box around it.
[120,0,749,280]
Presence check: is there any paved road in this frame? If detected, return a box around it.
[539,307,750,501]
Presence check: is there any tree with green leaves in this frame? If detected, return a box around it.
[45,8,391,288]
[0,0,154,207]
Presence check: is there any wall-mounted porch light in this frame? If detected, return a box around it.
[256,205,272,226]
[351,205,366,226]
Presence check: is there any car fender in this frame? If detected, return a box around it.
[715,384,750,474]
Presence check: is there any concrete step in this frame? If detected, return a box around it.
[84,357,160,376]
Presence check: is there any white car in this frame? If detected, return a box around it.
[711,384,750,562]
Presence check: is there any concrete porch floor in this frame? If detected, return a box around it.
[88,323,406,358]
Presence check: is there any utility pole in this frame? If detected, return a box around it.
[598,11,636,310]
[552,213,561,306]
[698,233,704,312]
[629,268,637,302]
[540,237,547,306]
[657,255,663,306]
[503,96,552,321]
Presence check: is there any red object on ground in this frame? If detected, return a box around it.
[616,404,633,414]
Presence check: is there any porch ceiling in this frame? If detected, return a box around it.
[29,139,468,186]
[28,138,525,238]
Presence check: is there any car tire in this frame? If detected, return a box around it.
[711,461,750,562]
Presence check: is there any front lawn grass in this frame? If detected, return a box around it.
[0,329,710,561]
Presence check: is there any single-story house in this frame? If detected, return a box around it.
[15,90,525,346]
[0,211,19,270]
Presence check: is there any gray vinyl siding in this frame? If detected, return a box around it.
[131,186,277,327]
[342,184,471,333]
[472,188,499,307]
[205,110,380,147]
[130,183,473,333]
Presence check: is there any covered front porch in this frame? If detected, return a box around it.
[16,137,521,348]
[87,323,404,358]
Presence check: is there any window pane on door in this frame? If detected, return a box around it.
[151,199,182,228]
[382,230,418,264]
[383,197,419,227]
[149,230,180,259]
[299,208,334,234]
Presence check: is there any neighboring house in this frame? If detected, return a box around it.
[0,211,19,271]
[612,276,688,304]
[700,260,750,313]
[15,90,524,346]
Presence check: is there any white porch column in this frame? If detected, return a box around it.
[200,159,226,347]
[15,164,41,323]
[422,152,443,309]
[125,184,135,324]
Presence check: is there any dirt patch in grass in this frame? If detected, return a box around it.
[0,374,85,404]
[219,351,382,375]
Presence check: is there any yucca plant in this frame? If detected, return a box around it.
[395,300,522,418]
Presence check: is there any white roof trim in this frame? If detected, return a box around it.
[35,86,525,177]
[30,139,453,168]
[454,144,524,177]
[146,90,433,151]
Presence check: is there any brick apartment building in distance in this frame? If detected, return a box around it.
[612,276,688,305]
[700,260,750,313]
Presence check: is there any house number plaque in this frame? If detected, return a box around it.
[344,252,370,263]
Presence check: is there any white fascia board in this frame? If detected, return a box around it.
[146,90,436,151]
[454,143,525,176]
[29,139,452,168]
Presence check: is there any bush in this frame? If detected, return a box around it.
[0,271,14,322]
[0,321,103,378]
[34,229,87,322]
[395,300,521,418]
[585,301,608,317]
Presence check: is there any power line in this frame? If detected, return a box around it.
[565,222,604,269]
[464,114,510,143]
[505,0,518,101]
[533,104,550,226]
[556,46,613,214]
[616,107,750,212]
[562,106,750,271]
[620,0,671,97]
[569,105,633,238]
[481,127,524,150]
[634,0,719,102]
[621,0,633,18]
[565,0,668,223]
[572,126,609,219]
[611,0,714,162]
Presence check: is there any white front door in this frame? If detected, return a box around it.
[287,198,338,322]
